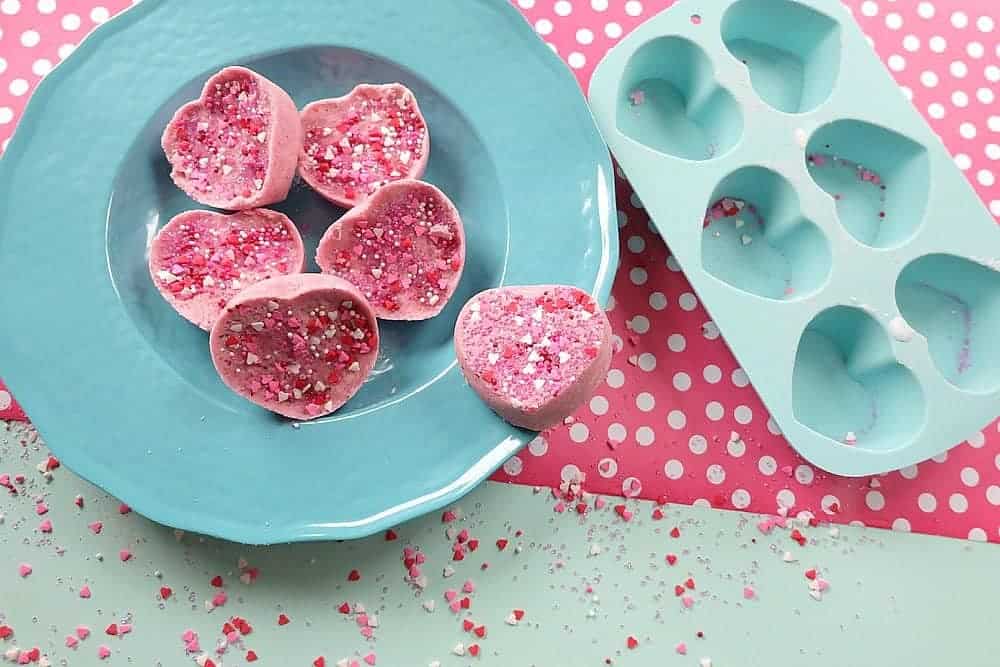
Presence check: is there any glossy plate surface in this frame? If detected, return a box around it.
[0,0,617,543]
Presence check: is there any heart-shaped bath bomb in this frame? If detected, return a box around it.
[149,208,305,330]
[161,66,302,210]
[299,83,429,208]
[210,274,379,420]
[315,179,464,320]
[454,286,613,430]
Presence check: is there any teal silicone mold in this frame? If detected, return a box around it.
[589,0,1000,475]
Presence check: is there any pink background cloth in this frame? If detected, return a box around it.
[0,0,997,542]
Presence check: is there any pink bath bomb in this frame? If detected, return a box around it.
[161,66,302,210]
[454,286,613,430]
[315,179,464,320]
[149,208,305,330]
[210,273,379,420]
[299,83,430,208]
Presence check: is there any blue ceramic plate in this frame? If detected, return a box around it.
[0,0,617,543]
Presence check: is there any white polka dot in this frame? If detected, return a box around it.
[560,463,581,482]
[733,405,753,425]
[37,0,55,13]
[688,434,708,455]
[0,390,11,410]
[61,12,80,29]
[885,12,902,29]
[757,455,777,475]
[667,409,687,430]
[629,191,643,208]
[692,498,711,509]
[575,28,594,45]
[665,255,681,272]
[503,455,523,476]
[985,485,1000,505]
[892,517,911,532]
[951,11,968,28]
[664,459,684,479]
[57,43,75,59]
[992,200,1000,216]
[622,476,642,498]
[949,493,968,513]
[678,292,698,311]
[0,57,6,75]
[517,0,534,7]
[731,489,751,509]
[597,457,617,478]
[977,15,994,32]
[978,169,995,186]
[667,334,686,352]
[703,365,722,383]
[968,528,987,541]
[986,65,1000,82]
[606,295,616,311]
[899,85,913,101]
[932,451,948,463]
[952,90,969,107]
[624,0,642,16]
[989,115,1000,132]
[978,88,995,104]
[527,436,548,457]
[776,489,796,509]
[920,70,938,87]
[955,153,971,170]
[626,235,645,253]
[617,210,628,228]
[701,321,720,340]
[821,495,841,514]
[960,121,977,138]
[569,423,590,443]
[606,369,625,388]
[766,417,782,435]
[90,4,109,22]
[917,492,937,512]
[637,353,656,372]
[951,60,968,78]
[929,35,946,52]
[0,107,12,124]
[0,0,20,14]
[605,22,622,39]
[967,41,984,58]
[567,52,586,69]
[629,315,649,334]
[635,392,655,412]
[672,372,691,392]
[902,34,920,51]
[591,0,607,10]
[865,490,885,510]
[607,423,627,443]
[726,436,745,458]
[928,102,945,119]
[629,267,648,285]
[590,395,609,416]
[795,465,814,485]
[706,464,725,485]
[635,426,655,447]
[917,2,934,19]
[887,54,905,71]
[731,368,749,387]
[554,0,572,16]
[860,1,878,17]
[9,79,29,96]
[31,58,52,76]
[987,144,1000,160]
[648,291,667,310]
[705,401,724,421]
[20,29,39,47]
[535,18,553,35]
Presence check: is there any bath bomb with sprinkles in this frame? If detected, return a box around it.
[454,286,613,430]
[315,179,464,320]
[149,209,305,330]
[210,274,379,420]
[299,83,430,208]
[161,66,302,210]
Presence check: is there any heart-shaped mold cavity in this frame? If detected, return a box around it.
[806,120,929,249]
[702,166,831,300]
[617,37,742,161]
[896,254,1000,393]
[792,306,926,451]
[722,0,841,114]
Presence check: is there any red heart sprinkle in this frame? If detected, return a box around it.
[791,529,807,546]
[613,504,627,517]
[453,549,465,562]
[808,517,819,527]
[576,502,588,514]
[222,623,234,635]
[468,644,480,657]
[441,510,457,523]
[246,650,258,662]
[670,527,681,538]
[338,602,351,614]
[27,648,40,661]
[384,529,398,541]
[46,456,60,471]
[277,614,290,626]
[104,624,118,636]
[159,586,172,600]
[651,508,664,520]
[685,578,695,590]
[347,569,361,581]
[474,626,486,638]
[627,636,639,649]
[656,494,668,506]
[804,569,817,580]
[210,575,223,587]
[666,554,677,565]
[462,620,474,632]
[313,658,326,667]
[513,609,525,620]
[674,585,685,596]
[467,539,479,552]
[460,597,471,609]
[496,539,508,551]
[0,625,13,639]
[204,660,216,667]
[236,620,252,635]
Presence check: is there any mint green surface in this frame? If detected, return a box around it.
[1,423,996,666]
[588,0,1000,476]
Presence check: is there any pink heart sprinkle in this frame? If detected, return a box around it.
[402,547,416,560]
[743,586,755,599]
[119,549,132,562]
[79,585,92,599]
[408,565,421,578]
[360,626,373,639]
[756,520,773,534]
[462,580,475,594]
[443,589,457,602]
[17,652,29,665]
[35,503,48,515]
[88,522,103,534]
[181,630,196,643]
[364,653,376,666]
[211,591,227,607]
[65,636,79,649]
[773,516,788,528]
[76,626,91,640]
[816,578,830,592]
[18,563,32,578]
[356,614,369,627]
[594,497,606,509]
[97,646,111,659]
[39,519,52,533]
[681,595,694,609]
[415,552,427,565]
[119,624,132,635]
[621,509,633,521]
[448,600,461,613]
[675,642,687,655]
[185,640,201,653]
[225,631,239,644]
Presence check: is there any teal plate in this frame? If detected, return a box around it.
[0,0,617,543]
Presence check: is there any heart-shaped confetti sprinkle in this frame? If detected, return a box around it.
[670,527,681,538]
[277,614,290,626]
[666,554,678,565]
[467,644,480,657]
[626,636,639,649]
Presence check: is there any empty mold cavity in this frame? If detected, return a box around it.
[792,306,925,451]
[806,120,929,248]
[722,0,841,113]
[896,254,1000,393]
[617,36,742,160]
[701,166,831,300]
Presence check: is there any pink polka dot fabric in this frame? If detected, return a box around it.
[0,0,997,542]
